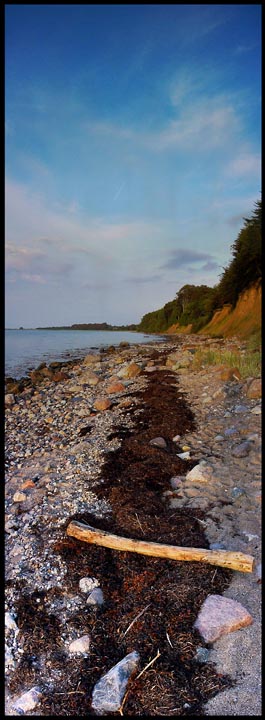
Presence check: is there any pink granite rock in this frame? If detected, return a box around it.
[194,594,253,643]
[246,378,262,399]
[94,397,111,411]
[106,381,125,394]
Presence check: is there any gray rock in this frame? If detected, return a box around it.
[91,651,140,714]
[224,427,238,436]
[149,437,167,449]
[11,687,42,713]
[194,646,211,663]
[234,404,248,414]
[231,487,245,499]
[86,588,104,606]
[232,441,252,457]
[170,476,183,489]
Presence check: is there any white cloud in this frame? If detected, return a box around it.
[148,98,239,152]
[226,152,261,178]
[169,67,204,107]
[5,178,171,288]
[85,90,240,155]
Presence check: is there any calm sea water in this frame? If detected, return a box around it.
[5,329,163,379]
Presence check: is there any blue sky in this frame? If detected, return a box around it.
[5,4,261,327]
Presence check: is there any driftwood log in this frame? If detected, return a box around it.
[66,521,254,573]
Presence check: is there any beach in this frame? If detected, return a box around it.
[5,335,261,716]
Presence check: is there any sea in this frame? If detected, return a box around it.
[5,328,164,380]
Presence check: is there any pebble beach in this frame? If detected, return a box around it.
[5,335,261,716]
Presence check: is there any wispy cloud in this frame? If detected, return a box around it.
[151,101,238,151]
[177,7,229,47]
[234,43,258,55]
[85,89,240,155]
[226,151,261,178]
[169,67,205,107]
[5,178,170,287]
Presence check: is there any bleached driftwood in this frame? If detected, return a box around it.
[66,521,254,573]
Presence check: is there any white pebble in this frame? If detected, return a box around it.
[69,634,91,654]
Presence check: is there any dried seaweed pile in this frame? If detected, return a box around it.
[10,357,233,715]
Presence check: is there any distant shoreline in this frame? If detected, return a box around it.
[6,325,139,332]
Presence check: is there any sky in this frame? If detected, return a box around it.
[5,4,261,328]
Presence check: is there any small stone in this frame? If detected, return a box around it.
[224,427,237,436]
[194,594,253,643]
[149,437,167,449]
[246,378,261,399]
[170,476,183,489]
[83,353,101,365]
[94,398,111,411]
[79,372,100,386]
[231,486,245,498]
[91,651,140,714]
[106,382,125,394]
[13,491,27,502]
[172,434,181,442]
[214,435,224,441]
[220,367,241,381]
[69,634,91,654]
[5,612,19,635]
[117,362,141,379]
[79,577,99,593]
[53,371,69,382]
[251,405,261,415]
[11,687,42,713]
[232,441,252,457]
[177,451,190,459]
[194,646,211,663]
[21,479,35,489]
[86,588,104,606]
[185,462,212,485]
[234,404,248,414]
[5,393,15,406]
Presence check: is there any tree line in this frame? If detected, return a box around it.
[137,198,261,334]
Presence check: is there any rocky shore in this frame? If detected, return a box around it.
[5,335,261,716]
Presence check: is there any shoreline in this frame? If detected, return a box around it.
[5,335,261,715]
[5,333,172,385]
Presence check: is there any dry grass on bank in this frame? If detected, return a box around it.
[190,332,261,380]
